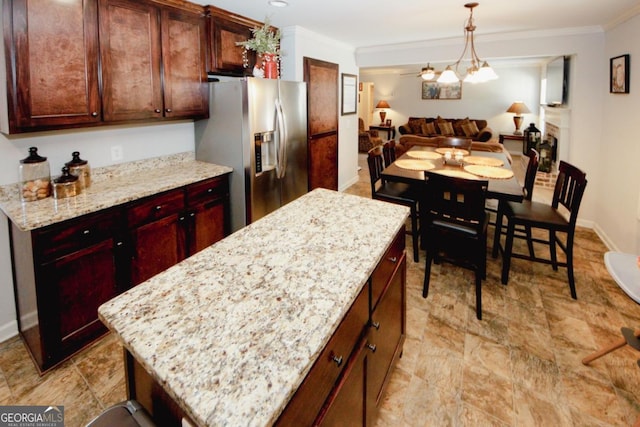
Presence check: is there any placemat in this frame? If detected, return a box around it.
[464,156,504,167]
[464,164,514,179]
[432,169,479,179]
[435,148,470,156]
[395,159,436,171]
[406,150,442,160]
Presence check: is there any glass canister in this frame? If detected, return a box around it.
[52,166,80,199]
[65,151,91,190]
[19,147,51,202]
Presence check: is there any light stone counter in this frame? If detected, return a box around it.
[0,152,232,231]
[98,189,409,427]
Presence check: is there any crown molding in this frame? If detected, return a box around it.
[603,4,640,30]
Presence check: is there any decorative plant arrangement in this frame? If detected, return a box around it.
[236,18,281,79]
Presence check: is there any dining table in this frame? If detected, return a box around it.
[381,146,524,203]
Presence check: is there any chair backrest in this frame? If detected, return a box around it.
[382,140,397,167]
[522,149,540,200]
[424,172,488,232]
[437,137,472,152]
[367,145,385,196]
[552,160,588,226]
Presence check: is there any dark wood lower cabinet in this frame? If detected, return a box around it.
[9,175,229,373]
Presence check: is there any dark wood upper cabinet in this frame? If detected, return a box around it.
[1,0,208,134]
[99,0,208,122]
[1,0,101,133]
[204,5,261,76]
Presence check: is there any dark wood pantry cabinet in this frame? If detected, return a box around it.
[9,175,229,372]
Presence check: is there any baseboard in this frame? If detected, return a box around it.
[0,320,18,344]
[592,222,618,252]
[339,174,359,192]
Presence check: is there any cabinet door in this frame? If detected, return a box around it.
[316,339,367,427]
[367,253,406,410]
[6,0,101,132]
[130,214,186,285]
[38,238,122,369]
[99,0,163,122]
[206,7,258,76]
[189,200,226,254]
[161,8,208,119]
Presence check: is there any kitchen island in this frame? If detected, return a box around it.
[98,188,409,426]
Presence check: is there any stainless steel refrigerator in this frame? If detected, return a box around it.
[195,78,308,232]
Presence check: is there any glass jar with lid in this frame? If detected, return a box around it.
[52,166,80,199]
[65,151,91,190]
[19,147,51,202]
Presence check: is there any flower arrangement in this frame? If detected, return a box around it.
[236,18,281,57]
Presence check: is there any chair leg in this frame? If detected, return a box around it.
[492,202,504,258]
[411,204,419,262]
[501,221,516,285]
[549,230,558,271]
[566,235,577,299]
[475,270,482,320]
[423,251,433,298]
[525,225,535,258]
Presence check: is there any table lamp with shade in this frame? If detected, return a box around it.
[506,102,530,135]
[375,100,390,125]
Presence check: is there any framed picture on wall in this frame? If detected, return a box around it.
[610,54,629,93]
[422,81,462,100]
[341,73,357,115]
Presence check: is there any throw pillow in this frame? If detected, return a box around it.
[453,118,470,136]
[421,122,437,135]
[408,118,426,134]
[462,121,480,137]
[437,121,454,136]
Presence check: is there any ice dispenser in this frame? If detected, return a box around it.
[254,131,276,174]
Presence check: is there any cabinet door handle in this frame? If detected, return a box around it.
[331,355,343,367]
[207,188,213,193]
[388,256,397,263]
[155,205,162,211]
[367,343,377,353]
[190,212,195,217]
[165,108,172,113]
[116,241,123,246]
[372,321,380,330]
[154,109,161,113]
[82,229,90,235]
[179,216,185,221]
[91,112,98,117]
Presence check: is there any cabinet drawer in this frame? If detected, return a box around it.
[371,229,405,310]
[276,285,369,426]
[186,175,228,207]
[127,189,185,228]
[35,210,119,260]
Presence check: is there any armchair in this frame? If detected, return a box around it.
[359,118,383,152]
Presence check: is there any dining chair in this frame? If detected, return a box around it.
[498,160,588,298]
[490,148,539,250]
[437,136,472,152]
[367,145,420,262]
[382,140,397,168]
[422,171,489,319]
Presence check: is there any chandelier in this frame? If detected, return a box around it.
[435,2,498,84]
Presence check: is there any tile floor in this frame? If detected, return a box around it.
[0,154,639,426]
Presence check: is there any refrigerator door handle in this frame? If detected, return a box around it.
[275,98,287,179]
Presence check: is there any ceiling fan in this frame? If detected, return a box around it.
[400,64,440,80]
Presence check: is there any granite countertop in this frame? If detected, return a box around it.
[98,189,409,427]
[0,152,232,231]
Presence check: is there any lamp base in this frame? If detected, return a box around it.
[379,111,386,125]
[513,115,524,135]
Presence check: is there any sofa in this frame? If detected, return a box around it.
[396,134,512,163]
[398,117,493,142]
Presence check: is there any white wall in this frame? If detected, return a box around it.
[360,65,542,150]
[280,26,359,191]
[0,122,195,341]
[600,14,640,253]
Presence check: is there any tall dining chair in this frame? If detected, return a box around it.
[367,145,420,262]
[382,140,398,168]
[490,148,539,249]
[498,160,588,298]
[422,172,489,320]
